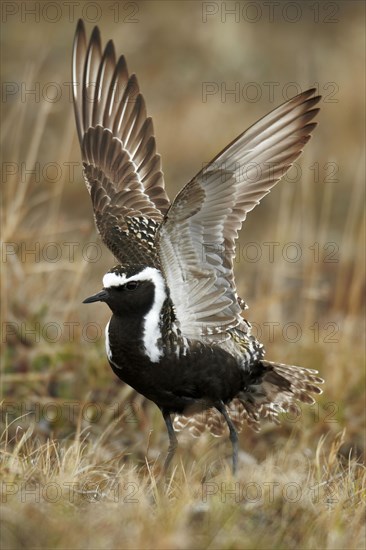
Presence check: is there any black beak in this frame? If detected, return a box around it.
[83,289,109,304]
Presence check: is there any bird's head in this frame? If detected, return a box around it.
[83,265,167,317]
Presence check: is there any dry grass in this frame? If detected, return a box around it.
[1,419,365,549]
[1,4,365,549]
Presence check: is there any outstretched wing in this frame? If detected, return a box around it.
[158,89,320,340]
[72,20,170,265]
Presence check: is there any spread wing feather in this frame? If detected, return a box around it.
[158,90,320,340]
[72,20,170,265]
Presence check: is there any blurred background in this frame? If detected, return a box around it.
[1,0,365,468]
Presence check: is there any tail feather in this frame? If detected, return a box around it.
[173,360,324,437]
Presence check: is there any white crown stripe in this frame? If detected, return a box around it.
[103,272,127,288]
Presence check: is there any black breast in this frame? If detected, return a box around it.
[108,317,244,414]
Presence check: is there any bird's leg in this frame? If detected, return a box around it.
[161,409,178,473]
[215,401,238,475]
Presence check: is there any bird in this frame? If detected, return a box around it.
[72,19,324,474]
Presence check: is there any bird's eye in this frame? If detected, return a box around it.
[125,281,139,291]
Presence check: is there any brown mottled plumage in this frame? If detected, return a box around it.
[74,20,324,473]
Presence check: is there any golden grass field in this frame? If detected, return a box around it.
[1,1,365,548]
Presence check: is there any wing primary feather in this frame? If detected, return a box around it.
[104,55,129,130]
[159,89,320,340]
[92,39,116,128]
[72,21,170,265]
[82,26,101,134]
[72,19,87,143]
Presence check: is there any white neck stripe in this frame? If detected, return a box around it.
[139,268,166,363]
[103,267,167,363]
[105,319,111,359]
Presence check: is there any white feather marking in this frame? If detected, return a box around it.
[103,272,127,288]
[128,267,167,363]
[105,318,123,370]
[103,267,167,363]
[105,319,111,360]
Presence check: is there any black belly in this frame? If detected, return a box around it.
[108,343,244,414]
